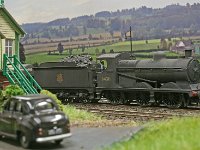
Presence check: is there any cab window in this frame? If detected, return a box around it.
[97,60,107,72]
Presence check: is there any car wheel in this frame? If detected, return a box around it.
[54,139,63,145]
[20,132,31,148]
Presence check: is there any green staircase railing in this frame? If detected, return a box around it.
[3,54,42,94]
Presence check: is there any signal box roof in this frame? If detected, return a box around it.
[0,7,26,36]
[0,32,5,38]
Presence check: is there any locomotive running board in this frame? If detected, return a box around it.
[96,87,191,94]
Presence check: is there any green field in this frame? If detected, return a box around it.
[104,117,200,150]
[26,53,65,64]
[26,39,161,64]
[91,39,160,53]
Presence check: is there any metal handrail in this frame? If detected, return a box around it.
[3,54,42,94]
[13,55,42,90]
[6,67,28,94]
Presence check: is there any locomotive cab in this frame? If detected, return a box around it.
[96,53,131,99]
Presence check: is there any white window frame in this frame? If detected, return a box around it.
[5,39,13,57]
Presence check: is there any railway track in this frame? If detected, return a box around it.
[72,103,200,122]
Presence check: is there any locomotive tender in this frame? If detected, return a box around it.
[33,52,200,108]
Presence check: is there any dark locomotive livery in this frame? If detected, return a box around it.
[33,55,97,103]
[33,52,200,108]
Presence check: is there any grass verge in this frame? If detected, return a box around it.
[104,117,200,150]
[40,90,136,128]
[63,105,136,128]
[63,105,102,122]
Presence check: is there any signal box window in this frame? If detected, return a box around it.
[5,39,13,57]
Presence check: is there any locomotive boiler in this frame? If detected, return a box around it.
[118,55,200,84]
[33,52,200,108]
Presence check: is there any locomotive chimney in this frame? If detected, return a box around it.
[185,48,193,58]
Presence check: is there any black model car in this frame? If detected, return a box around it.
[0,94,71,148]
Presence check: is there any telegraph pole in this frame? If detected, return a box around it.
[130,26,133,54]
[125,26,133,57]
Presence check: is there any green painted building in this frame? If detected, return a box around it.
[0,1,41,94]
[0,1,25,69]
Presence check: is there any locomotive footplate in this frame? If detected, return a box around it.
[96,87,192,93]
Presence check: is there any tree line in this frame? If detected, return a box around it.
[21,3,200,42]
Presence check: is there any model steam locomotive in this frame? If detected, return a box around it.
[32,51,200,108]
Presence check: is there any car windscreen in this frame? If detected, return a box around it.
[34,100,57,114]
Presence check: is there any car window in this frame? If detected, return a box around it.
[22,103,30,114]
[3,100,10,111]
[15,102,22,112]
[35,101,55,113]
[9,100,15,111]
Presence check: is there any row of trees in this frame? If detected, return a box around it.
[22,3,200,42]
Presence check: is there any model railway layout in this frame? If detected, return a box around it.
[32,51,200,109]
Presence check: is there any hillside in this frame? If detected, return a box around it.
[21,3,200,44]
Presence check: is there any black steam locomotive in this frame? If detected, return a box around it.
[33,52,200,108]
